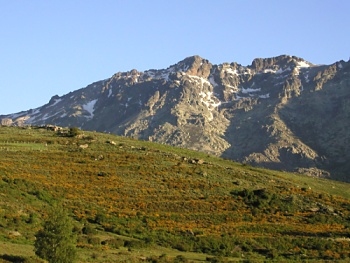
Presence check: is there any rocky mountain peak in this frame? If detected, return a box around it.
[170,55,212,78]
[250,55,313,73]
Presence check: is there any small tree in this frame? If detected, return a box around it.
[34,204,77,263]
[68,127,80,137]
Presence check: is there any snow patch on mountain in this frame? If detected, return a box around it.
[144,67,175,82]
[108,89,113,98]
[276,67,292,74]
[293,61,311,76]
[31,108,41,115]
[82,99,98,119]
[199,90,222,121]
[241,88,261,94]
[187,75,211,87]
[264,69,277,74]
[297,61,310,68]
[259,93,270,99]
[48,98,62,108]
[160,72,170,81]
[225,68,238,75]
[209,76,218,87]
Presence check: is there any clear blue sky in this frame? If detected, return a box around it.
[1,0,349,114]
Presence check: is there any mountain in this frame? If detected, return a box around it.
[1,55,350,182]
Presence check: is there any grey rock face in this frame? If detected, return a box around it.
[1,55,349,182]
[1,118,13,126]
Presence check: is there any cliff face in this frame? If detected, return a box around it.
[2,55,350,182]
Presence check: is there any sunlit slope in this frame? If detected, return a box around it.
[0,126,349,262]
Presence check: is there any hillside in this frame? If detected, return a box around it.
[0,126,349,262]
[1,55,350,182]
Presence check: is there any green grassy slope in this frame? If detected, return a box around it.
[0,126,349,262]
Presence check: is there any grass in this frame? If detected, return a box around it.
[0,125,349,262]
[250,166,350,199]
[0,242,35,257]
[0,142,47,151]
